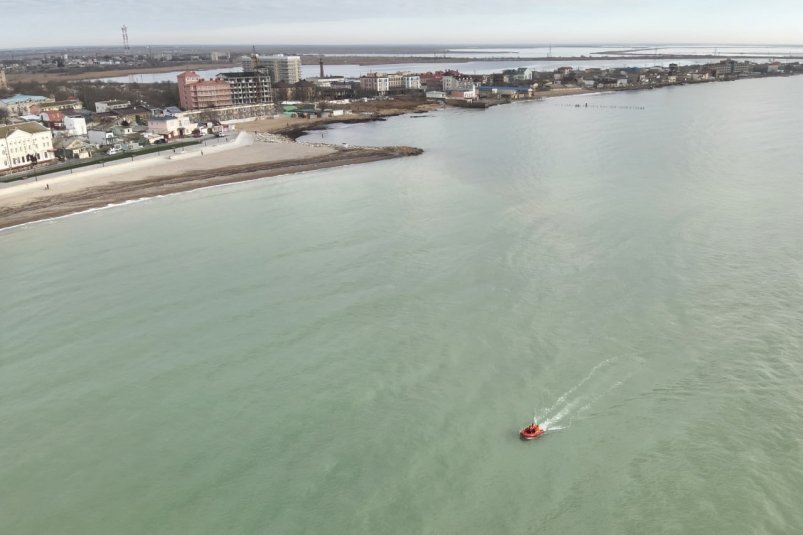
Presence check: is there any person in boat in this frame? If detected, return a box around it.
[528,423,541,434]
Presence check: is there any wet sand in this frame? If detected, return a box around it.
[0,135,422,230]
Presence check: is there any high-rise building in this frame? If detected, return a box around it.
[177,71,233,110]
[241,54,302,84]
[0,69,7,91]
[216,72,273,105]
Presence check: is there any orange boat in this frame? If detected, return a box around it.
[519,423,545,440]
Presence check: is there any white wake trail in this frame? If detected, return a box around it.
[533,362,632,431]
[542,357,616,417]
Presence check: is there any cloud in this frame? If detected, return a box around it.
[0,0,801,48]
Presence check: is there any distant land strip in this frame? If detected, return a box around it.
[9,54,803,83]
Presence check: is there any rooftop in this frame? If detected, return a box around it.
[1,94,51,104]
[0,122,51,136]
[218,71,269,79]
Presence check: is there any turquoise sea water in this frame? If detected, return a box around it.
[2,76,803,534]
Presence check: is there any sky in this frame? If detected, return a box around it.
[0,0,801,49]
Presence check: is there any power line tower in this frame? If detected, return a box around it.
[121,25,130,51]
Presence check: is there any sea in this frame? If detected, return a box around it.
[2,75,803,534]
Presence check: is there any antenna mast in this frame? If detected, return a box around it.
[121,25,130,51]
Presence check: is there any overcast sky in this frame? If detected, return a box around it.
[0,0,801,49]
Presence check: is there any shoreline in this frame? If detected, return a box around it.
[2,75,796,231]
[0,86,679,232]
[0,145,422,231]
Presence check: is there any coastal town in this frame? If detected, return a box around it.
[5,0,803,530]
[2,48,802,179]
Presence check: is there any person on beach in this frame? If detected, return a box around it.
[45,184,49,190]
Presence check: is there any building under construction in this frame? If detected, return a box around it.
[177,70,272,112]
[216,71,273,106]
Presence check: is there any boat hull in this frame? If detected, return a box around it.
[519,428,545,440]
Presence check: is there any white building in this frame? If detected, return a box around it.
[442,76,476,91]
[242,55,302,84]
[88,130,116,146]
[94,100,131,113]
[387,74,404,90]
[64,115,87,136]
[312,77,347,87]
[0,122,54,171]
[360,74,390,94]
[0,69,7,90]
[448,87,477,100]
[361,73,421,93]
[402,75,421,90]
[112,124,134,138]
[426,91,447,100]
[147,114,194,138]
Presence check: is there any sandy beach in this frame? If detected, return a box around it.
[0,132,422,230]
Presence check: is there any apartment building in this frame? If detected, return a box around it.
[360,73,390,94]
[241,55,302,84]
[402,75,421,89]
[708,60,754,77]
[442,76,476,91]
[359,72,422,94]
[216,72,273,105]
[177,71,233,110]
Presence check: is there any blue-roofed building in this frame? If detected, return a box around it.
[0,94,55,116]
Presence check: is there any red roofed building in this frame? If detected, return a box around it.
[40,110,65,129]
